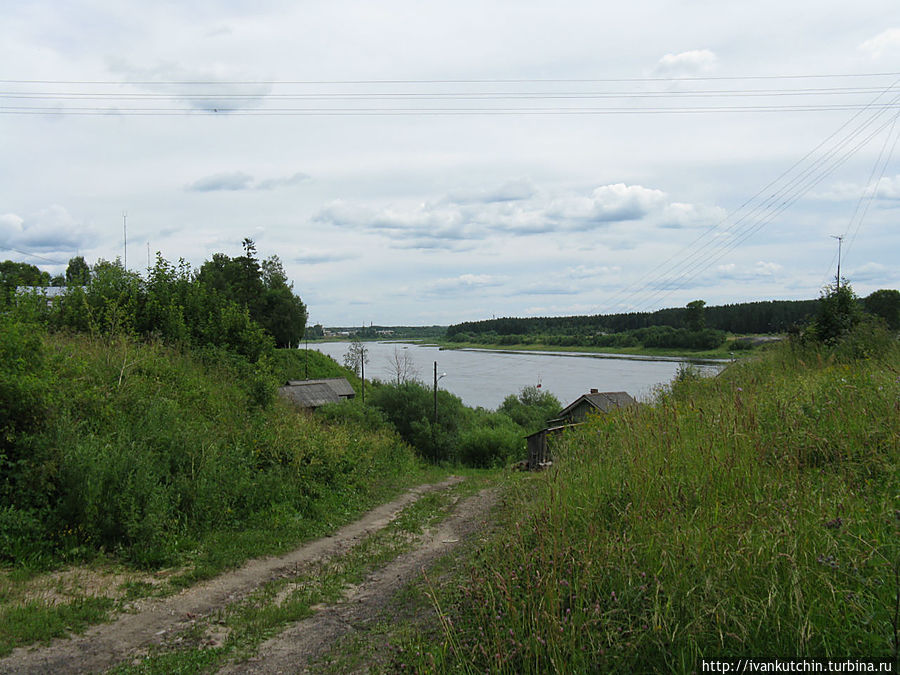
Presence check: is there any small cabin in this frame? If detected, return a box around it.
[548,389,637,426]
[278,378,355,409]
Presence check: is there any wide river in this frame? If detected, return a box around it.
[310,341,725,410]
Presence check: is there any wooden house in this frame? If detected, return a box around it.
[525,389,637,470]
[548,389,637,426]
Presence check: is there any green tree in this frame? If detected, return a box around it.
[65,256,91,286]
[811,280,861,344]
[197,242,306,348]
[685,299,707,331]
[498,385,562,434]
[0,260,49,303]
[862,288,900,330]
[259,255,307,347]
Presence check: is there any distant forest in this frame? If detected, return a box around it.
[447,299,823,339]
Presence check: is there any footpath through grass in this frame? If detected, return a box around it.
[390,335,900,672]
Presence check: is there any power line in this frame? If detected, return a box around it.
[2,103,899,116]
[599,79,900,312]
[0,246,66,266]
[1,71,898,85]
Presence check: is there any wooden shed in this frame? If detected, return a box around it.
[525,424,570,470]
[278,378,355,409]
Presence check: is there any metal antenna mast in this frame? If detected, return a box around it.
[830,234,844,290]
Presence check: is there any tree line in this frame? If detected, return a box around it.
[1,238,307,357]
[446,291,899,347]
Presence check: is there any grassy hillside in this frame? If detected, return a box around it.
[0,326,421,574]
[395,332,900,671]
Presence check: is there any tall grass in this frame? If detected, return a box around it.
[400,337,899,672]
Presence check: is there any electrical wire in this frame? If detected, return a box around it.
[599,80,900,312]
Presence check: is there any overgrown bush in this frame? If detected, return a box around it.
[498,385,561,434]
[0,318,418,569]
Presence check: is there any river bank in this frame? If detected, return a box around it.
[309,336,772,361]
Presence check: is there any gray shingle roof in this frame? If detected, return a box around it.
[279,378,356,408]
[555,390,636,420]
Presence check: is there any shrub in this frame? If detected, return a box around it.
[455,418,523,467]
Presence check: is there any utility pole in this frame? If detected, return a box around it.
[360,345,365,405]
[831,234,844,290]
[123,212,127,270]
[432,362,446,448]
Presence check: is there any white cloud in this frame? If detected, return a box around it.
[547,184,667,227]
[813,175,900,201]
[848,262,898,283]
[187,171,310,192]
[712,261,783,281]
[660,202,727,228]
[187,172,254,192]
[315,181,684,248]
[0,206,95,253]
[876,175,900,200]
[859,28,900,59]
[653,49,718,77]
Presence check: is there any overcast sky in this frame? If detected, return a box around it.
[2,1,899,326]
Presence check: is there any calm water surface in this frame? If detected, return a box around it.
[310,341,724,410]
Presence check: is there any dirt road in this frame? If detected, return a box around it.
[0,476,494,675]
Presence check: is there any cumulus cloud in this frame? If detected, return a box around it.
[187,170,310,192]
[848,262,898,283]
[314,199,479,248]
[0,206,96,252]
[653,49,718,77]
[859,28,900,59]
[547,184,667,227]
[313,180,703,249]
[713,261,783,281]
[187,171,254,192]
[813,175,900,201]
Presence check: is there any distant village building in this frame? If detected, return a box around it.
[15,286,81,307]
[526,389,638,470]
[278,378,355,409]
